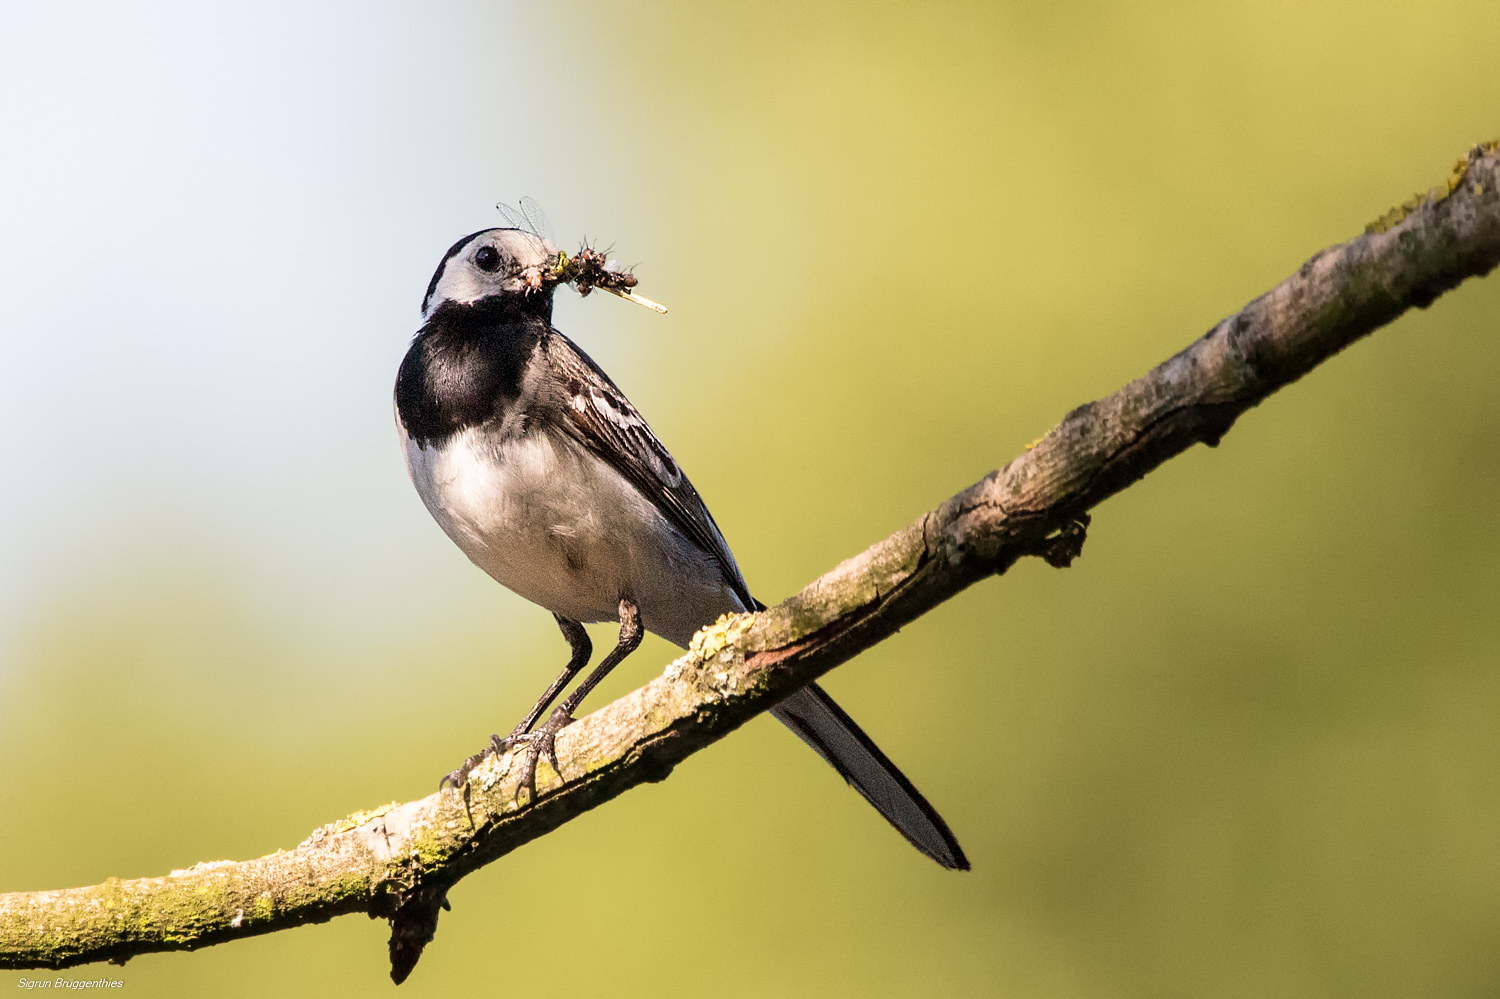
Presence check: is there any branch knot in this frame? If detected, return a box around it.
[1039,515,1090,569]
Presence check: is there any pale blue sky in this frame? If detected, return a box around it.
[0,2,682,668]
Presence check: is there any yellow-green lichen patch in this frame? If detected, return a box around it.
[660,612,756,685]
[472,750,513,791]
[1367,139,1500,235]
[688,612,755,661]
[329,801,401,835]
[406,819,465,869]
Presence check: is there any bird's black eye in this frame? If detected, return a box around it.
[474,246,501,272]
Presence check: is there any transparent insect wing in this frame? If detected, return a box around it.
[496,197,559,265]
[495,199,527,232]
[518,196,556,244]
[494,197,551,237]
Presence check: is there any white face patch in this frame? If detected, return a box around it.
[423,228,561,318]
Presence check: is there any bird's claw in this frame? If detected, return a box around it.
[438,731,515,792]
[438,747,490,792]
[439,708,573,804]
[509,707,571,805]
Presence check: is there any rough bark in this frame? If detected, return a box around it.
[5,142,1500,984]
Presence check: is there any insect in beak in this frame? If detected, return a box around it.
[555,247,668,314]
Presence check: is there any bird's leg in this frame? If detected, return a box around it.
[500,615,592,742]
[439,614,591,791]
[511,597,642,806]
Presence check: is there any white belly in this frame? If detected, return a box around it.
[404,426,742,644]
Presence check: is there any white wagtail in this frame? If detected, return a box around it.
[394,211,968,870]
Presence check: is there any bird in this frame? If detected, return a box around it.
[394,215,968,871]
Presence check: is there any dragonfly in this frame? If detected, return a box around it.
[496,197,668,314]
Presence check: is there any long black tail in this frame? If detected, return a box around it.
[771,683,969,871]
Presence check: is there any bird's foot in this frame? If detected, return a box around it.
[438,728,518,792]
[439,748,490,793]
[437,708,573,804]
[505,706,573,805]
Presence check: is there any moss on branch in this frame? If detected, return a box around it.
[6,141,1500,984]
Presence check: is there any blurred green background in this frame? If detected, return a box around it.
[4,2,1500,996]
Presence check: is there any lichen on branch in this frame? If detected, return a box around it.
[5,141,1500,985]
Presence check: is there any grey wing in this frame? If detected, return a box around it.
[543,332,753,609]
[544,334,970,871]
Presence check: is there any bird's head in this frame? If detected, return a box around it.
[421,227,562,320]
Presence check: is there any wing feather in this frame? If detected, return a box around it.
[543,332,753,609]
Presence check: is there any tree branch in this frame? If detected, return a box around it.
[6,142,1500,984]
